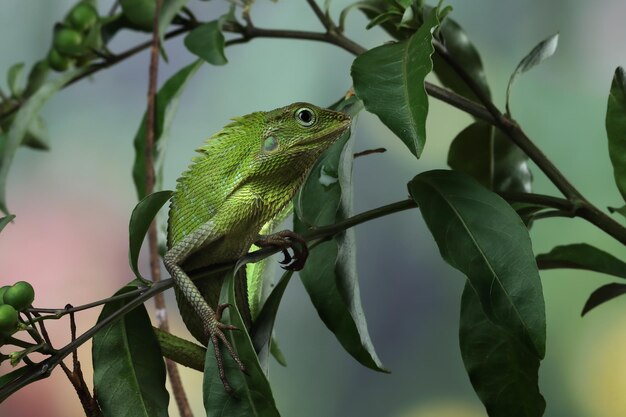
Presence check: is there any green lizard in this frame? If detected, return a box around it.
[165,102,351,393]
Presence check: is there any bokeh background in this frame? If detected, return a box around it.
[1,1,626,416]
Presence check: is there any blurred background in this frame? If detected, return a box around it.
[1,0,626,416]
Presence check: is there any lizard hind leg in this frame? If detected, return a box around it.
[163,222,246,395]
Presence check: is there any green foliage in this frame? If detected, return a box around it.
[351,7,443,158]
[606,67,626,203]
[0,67,86,214]
[0,215,14,234]
[128,190,173,280]
[505,33,559,115]
[459,284,545,417]
[448,122,531,193]
[132,60,203,199]
[409,170,546,415]
[93,284,170,417]
[203,271,280,417]
[409,170,546,357]
[184,21,228,65]
[294,97,386,372]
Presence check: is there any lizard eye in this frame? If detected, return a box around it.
[295,107,316,127]
[263,135,279,152]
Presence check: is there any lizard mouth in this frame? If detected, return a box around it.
[297,117,352,147]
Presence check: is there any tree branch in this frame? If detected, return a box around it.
[145,2,193,416]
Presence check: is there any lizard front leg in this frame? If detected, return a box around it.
[255,230,309,271]
[163,221,245,395]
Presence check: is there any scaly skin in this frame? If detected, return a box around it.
[165,102,351,393]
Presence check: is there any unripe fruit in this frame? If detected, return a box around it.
[48,49,70,72]
[68,3,98,32]
[0,286,10,304]
[53,27,84,56]
[3,282,35,311]
[120,0,155,31]
[0,305,18,334]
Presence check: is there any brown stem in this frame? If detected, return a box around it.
[144,3,194,417]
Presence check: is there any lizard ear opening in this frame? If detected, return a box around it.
[263,135,279,152]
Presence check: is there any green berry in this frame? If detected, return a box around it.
[53,27,84,56]
[120,0,155,31]
[68,3,98,32]
[3,281,35,311]
[0,305,18,334]
[48,49,70,72]
[0,286,10,304]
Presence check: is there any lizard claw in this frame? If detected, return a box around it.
[255,230,309,271]
[205,306,246,396]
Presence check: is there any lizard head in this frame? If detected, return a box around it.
[251,102,352,176]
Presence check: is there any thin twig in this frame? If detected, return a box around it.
[145,2,194,416]
[354,147,386,158]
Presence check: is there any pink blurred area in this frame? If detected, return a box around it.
[0,182,130,417]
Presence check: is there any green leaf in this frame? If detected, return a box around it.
[250,270,294,374]
[408,169,546,358]
[448,121,531,193]
[184,21,228,66]
[351,7,442,158]
[132,60,202,199]
[609,204,626,220]
[128,190,173,280]
[203,271,280,417]
[93,284,169,417]
[293,98,385,372]
[0,366,29,391]
[581,283,626,316]
[432,13,491,104]
[459,283,545,417]
[23,60,49,98]
[22,116,50,151]
[506,33,559,115]
[0,214,15,233]
[0,67,86,214]
[158,0,190,43]
[7,63,25,97]
[606,67,626,203]
[536,243,626,279]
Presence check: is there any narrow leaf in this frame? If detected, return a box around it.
[0,366,29,391]
[460,283,545,417]
[184,21,228,66]
[93,284,169,417]
[203,271,280,417]
[432,13,491,103]
[351,7,442,158]
[506,33,559,114]
[606,67,626,203]
[448,121,531,193]
[581,283,626,316]
[158,0,190,43]
[250,270,294,374]
[408,169,546,357]
[132,60,202,199]
[0,214,15,233]
[0,67,86,214]
[294,98,385,372]
[536,243,626,279]
[128,190,173,280]
[7,63,25,97]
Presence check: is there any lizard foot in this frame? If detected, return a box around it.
[206,303,247,396]
[255,230,309,271]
